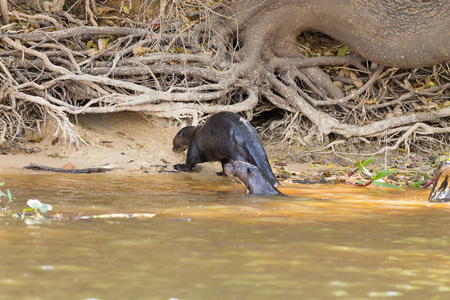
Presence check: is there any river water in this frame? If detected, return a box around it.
[0,172,449,299]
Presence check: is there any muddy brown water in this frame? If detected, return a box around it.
[0,172,449,299]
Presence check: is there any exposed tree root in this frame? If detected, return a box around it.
[374,123,450,155]
[0,0,449,156]
[0,0,10,24]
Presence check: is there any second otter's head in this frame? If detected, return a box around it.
[172,126,196,153]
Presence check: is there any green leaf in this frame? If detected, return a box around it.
[86,41,97,50]
[7,188,12,201]
[27,199,42,210]
[39,204,53,214]
[383,170,398,176]
[123,6,130,14]
[27,199,53,214]
[411,179,425,188]
[361,154,375,167]
[337,45,349,56]
[353,180,367,185]
[372,181,403,190]
[372,169,397,181]
[354,154,375,173]
[0,182,5,186]
[22,208,33,213]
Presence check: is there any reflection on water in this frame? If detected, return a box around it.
[0,172,449,299]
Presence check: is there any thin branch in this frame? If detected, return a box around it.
[2,36,72,75]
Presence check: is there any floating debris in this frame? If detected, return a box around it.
[73,213,156,220]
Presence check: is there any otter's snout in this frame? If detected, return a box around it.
[172,145,188,153]
[224,163,235,176]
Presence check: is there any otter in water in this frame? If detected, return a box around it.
[224,161,284,196]
[428,161,450,203]
[172,112,278,186]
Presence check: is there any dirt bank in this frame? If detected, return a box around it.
[0,112,442,193]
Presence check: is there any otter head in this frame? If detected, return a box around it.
[172,126,196,153]
[224,161,256,193]
[225,161,276,195]
[225,161,284,196]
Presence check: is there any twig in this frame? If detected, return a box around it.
[10,11,61,30]
[24,163,112,173]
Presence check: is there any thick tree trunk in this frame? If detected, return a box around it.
[227,0,450,67]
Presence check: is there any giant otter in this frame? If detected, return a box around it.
[224,161,284,196]
[172,112,278,186]
[428,161,450,203]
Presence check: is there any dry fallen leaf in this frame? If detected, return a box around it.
[133,45,152,56]
[350,72,363,88]
[97,7,115,15]
[62,163,75,169]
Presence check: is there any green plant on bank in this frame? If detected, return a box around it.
[349,155,402,190]
[0,182,16,211]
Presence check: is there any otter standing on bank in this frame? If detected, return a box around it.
[172,112,278,186]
